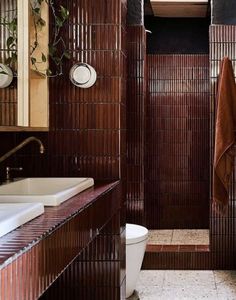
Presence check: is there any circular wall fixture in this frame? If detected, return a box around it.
[0,64,13,88]
[69,63,97,88]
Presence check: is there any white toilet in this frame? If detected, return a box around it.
[126,223,148,298]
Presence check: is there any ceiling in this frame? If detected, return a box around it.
[150,0,209,18]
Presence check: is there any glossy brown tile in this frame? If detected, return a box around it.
[126,25,146,225]
[0,1,127,299]
[0,182,122,300]
[145,54,210,229]
[40,186,125,300]
[209,25,236,270]
[0,0,127,182]
[144,26,236,270]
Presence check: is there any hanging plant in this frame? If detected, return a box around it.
[0,12,17,73]
[0,0,70,77]
[30,0,70,76]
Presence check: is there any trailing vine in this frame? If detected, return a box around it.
[0,0,70,77]
[0,11,17,71]
[30,0,70,76]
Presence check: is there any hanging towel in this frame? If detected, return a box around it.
[213,57,236,212]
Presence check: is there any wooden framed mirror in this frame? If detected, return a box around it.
[0,0,49,131]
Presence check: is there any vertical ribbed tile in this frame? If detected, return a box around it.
[0,0,127,182]
[40,187,125,300]
[126,25,146,225]
[209,25,236,269]
[0,183,121,300]
[45,0,127,181]
[0,0,127,298]
[146,54,210,229]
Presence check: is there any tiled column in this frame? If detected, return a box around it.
[126,25,146,225]
[209,25,236,269]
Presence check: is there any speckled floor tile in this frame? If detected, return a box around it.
[214,271,236,300]
[147,230,209,245]
[134,270,236,300]
[160,285,218,300]
[214,271,236,284]
[164,270,215,287]
[148,230,173,245]
[138,285,163,299]
[171,229,209,245]
[137,270,165,287]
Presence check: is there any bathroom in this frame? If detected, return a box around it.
[0,0,236,299]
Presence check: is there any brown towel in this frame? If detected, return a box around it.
[213,57,236,212]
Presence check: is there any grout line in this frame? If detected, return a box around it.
[170,229,174,244]
[213,271,219,299]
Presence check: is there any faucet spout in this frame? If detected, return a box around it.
[0,136,45,164]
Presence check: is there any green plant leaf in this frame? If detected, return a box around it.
[55,16,63,27]
[2,0,71,76]
[49,45,57,56]
[32,7,40,15]
[60,6,69,21]
[11,53,17,62]
[31,57,37,65]
[9,18,17,32]
[38,18,46,27]
[46,69,52,76]
[7,36,14,48]
[63,51,70,59]
[42,53,47,62]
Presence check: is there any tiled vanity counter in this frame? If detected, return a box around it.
[0,181,125,300]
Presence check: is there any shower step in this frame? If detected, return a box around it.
[148,229,210,246]
[143,244,211,270]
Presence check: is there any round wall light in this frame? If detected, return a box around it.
[69,63,97,88]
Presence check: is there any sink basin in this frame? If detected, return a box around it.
[0,203,44,237]
[0,177,94,206]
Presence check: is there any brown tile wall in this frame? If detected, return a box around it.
[145,55,210,229]
[209,25,236,269]
[0,0,127,298]
[126,25,146,225]
[143,251,211,270]
[0,0,127,183]
[143,27,236,269]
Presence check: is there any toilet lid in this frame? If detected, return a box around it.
[126,223,148,245]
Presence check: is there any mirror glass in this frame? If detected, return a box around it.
[0,0,17,126]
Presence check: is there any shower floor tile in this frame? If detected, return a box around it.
[148,229,209,245]
[148,230,173,244]
[127,270,236,300]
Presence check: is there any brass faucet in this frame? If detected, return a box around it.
[0,136,45,164]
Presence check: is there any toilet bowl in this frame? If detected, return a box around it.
[126,223,148,298]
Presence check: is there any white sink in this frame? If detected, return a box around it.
[0,203,44,238]
[0,177,94,206]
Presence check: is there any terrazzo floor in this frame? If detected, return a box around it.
[148,229,209,245]
[128,270,236,300]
